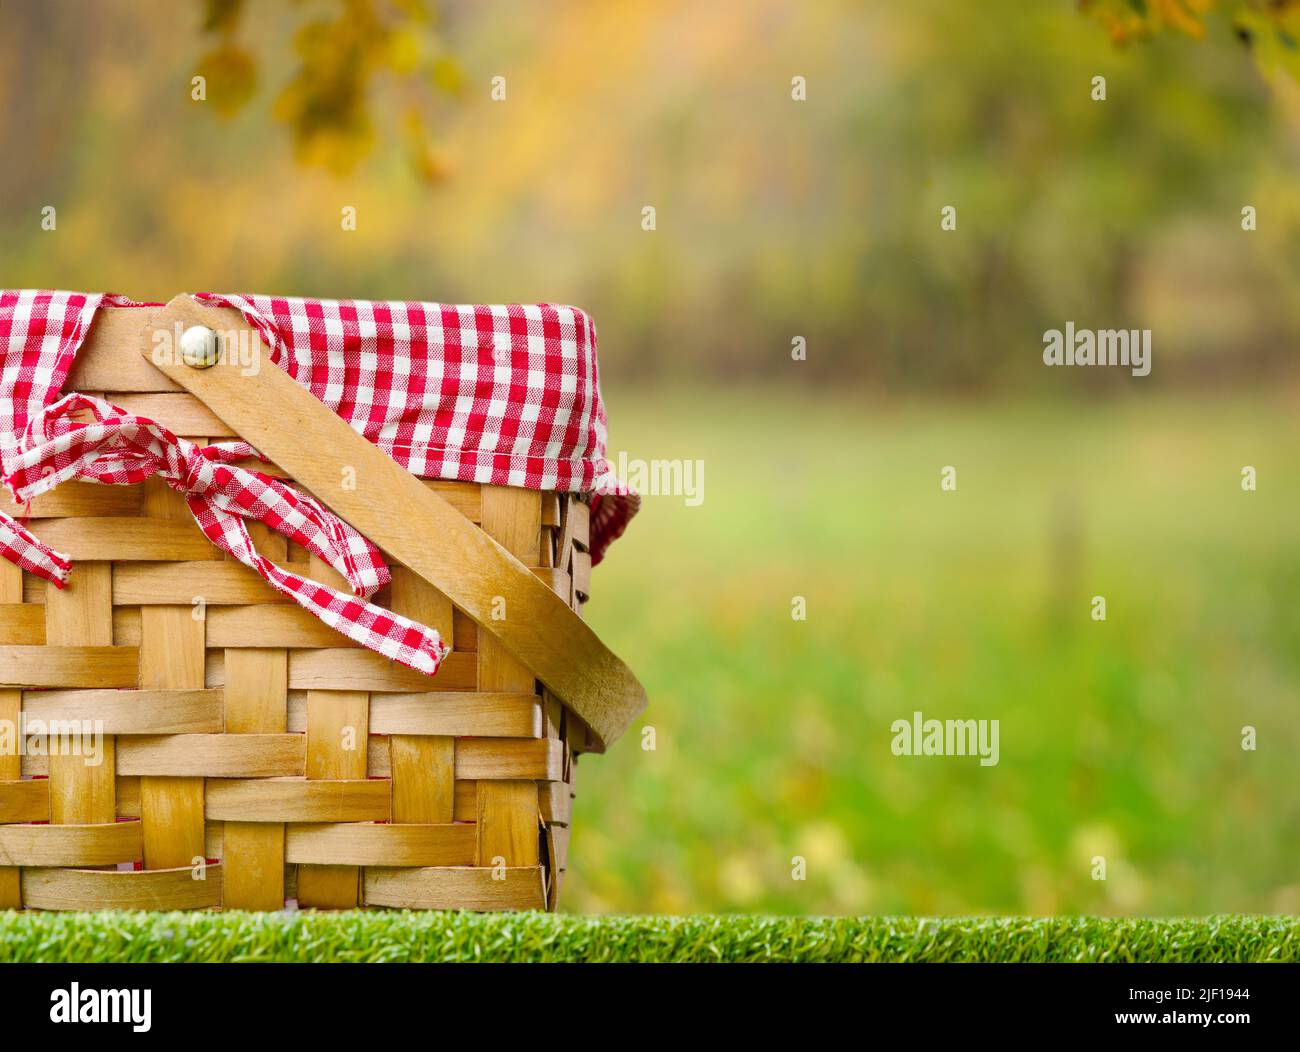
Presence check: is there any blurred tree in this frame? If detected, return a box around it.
[1082,0,1300,82]
[196,0,459,180]
[4,0,1299,386]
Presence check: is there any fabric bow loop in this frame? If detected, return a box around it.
[0,393,447,675]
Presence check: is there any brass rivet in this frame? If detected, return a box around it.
[180,325,220,369]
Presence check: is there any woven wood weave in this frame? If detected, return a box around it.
[0,327,600,912]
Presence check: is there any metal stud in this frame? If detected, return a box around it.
[179,325,220,369]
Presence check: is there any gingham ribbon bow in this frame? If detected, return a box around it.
[0,393,449,675]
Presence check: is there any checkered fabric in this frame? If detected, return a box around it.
[0,289,637,677]
[1,291,140,588]
[195,293,638,562]
[8,392,449,674]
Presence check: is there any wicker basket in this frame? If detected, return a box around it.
[0,296,645,912]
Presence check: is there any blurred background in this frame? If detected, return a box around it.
[3,0,1299,915]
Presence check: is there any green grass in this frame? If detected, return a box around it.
[0,912,1295,963]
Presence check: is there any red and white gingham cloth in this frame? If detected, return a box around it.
[0,290,637,677]
[8,392,449,673]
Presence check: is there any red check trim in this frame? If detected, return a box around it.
[4,393,448,675]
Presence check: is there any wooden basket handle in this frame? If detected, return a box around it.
[138,295,646,750]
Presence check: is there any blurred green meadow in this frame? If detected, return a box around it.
[576,389,1300,915]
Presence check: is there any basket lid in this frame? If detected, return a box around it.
[0,289,638,562]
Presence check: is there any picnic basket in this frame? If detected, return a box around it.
[0,293,646,911]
